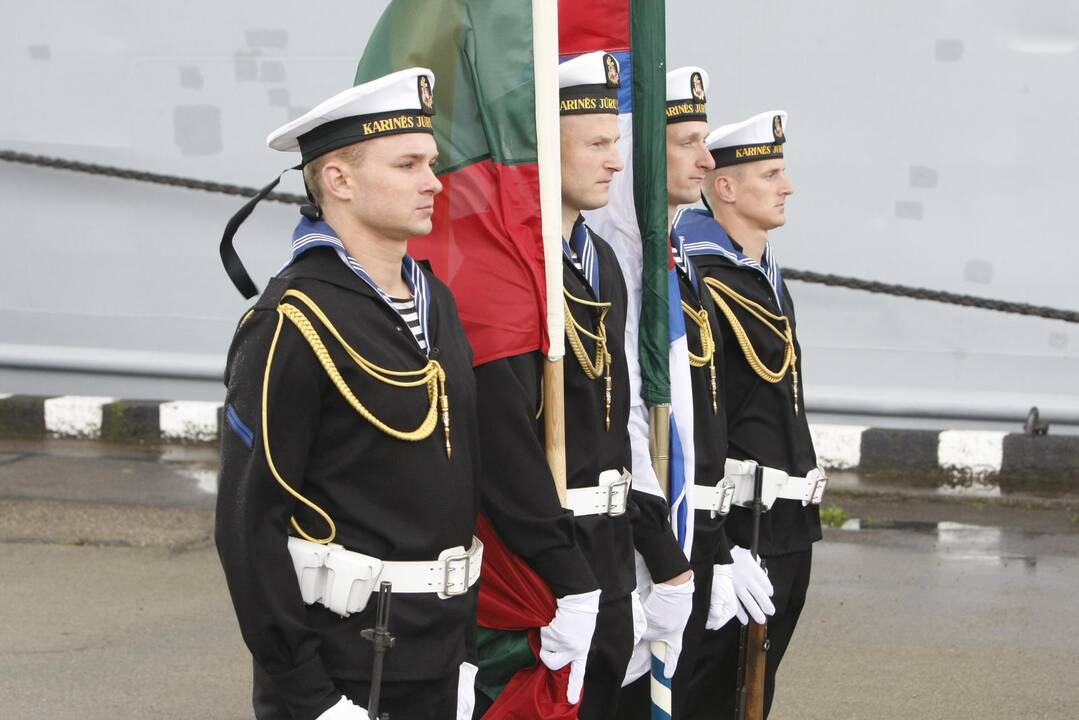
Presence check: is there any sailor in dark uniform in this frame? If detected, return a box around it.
[473,50,691,720]
[675,110,825,718]
[617,66,775,720]
[215,68,482,720]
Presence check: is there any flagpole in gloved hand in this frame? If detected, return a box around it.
[648,404,675,719]
[539,589,601,703]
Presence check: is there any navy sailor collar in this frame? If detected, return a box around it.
[670,228,700,297]
[285,216,434,357]
[673,207,785,307]
[562,215,601,299]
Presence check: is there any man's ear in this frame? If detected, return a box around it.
[715,173,737,204]
[321,160,352,202]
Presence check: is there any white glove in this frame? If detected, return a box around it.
[623,641,651,687]
[316,696,369,720]
[641,578,695,679]
[457,662,478,720]
[706,564,739,630]
[730,546,775,624]
[539,589,600,704]
[630,589,647,646]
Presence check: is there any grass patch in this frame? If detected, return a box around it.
[819,504,848,528]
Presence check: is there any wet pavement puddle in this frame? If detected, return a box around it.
[837,518,1042,566]
[175,466,218,496]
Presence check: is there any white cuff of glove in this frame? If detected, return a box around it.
[730,546,775,624]
[706,563,739,630]
[316,696,369,720]
[630,589,647,646]
[642,578,695,678]
[539,588,601,704]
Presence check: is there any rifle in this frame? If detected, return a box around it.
[361,581,396,720]
[735,466,769,720]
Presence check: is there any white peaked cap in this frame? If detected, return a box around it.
[267,67,436,160]
[666,66,709,103]
[559,50,620,89]
[558,51,621,115]
[665,66,709,123]
[219,70,439,301]
[706,110,788,166]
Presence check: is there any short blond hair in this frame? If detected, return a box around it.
[301,142,368,206]
[702,163,747,207]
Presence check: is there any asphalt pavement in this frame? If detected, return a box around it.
[2,438,1078,719]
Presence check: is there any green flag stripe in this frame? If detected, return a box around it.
[355,0,537,174]
[631,0,670,405]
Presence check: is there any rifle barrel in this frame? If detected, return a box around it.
[750,466,763,560]
[364,581,395,719]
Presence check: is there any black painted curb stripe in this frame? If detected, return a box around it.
[101,400,163,442]
[859,428,942,471]
[0,395,48,439]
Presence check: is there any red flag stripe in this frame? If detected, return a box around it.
[558,0,631,53]
[408,160,549,365]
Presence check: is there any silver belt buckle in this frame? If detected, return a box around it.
[605,477,630,516]
[442,552,471,596]
[804,468,828,506]
[717,478,735,515]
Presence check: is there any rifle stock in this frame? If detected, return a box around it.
[737,619,768,719]
[734,466,768,720]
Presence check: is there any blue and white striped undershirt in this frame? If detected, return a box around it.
[566,247,586,276]
[329,252,428,352]
[289,216,435,357]
[387,295,428,352]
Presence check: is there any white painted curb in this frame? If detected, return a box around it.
[160,401,221,443]
[43,396,115,439]
[809,424,866,470]
[938,430,1006,476]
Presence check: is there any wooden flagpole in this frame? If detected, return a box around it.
[532,0,567,507]
[649,404,673,715]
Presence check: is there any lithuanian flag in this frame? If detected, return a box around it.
[357,2,572,717]
[356,0,553,366]
[357,1,689,716]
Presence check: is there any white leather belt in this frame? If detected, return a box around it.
[691,478,736,516]
[287,536,483,617]
[772,467,828,505]
[692,459,757,516]
[724,459,828,511]
[566,469,631,517]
